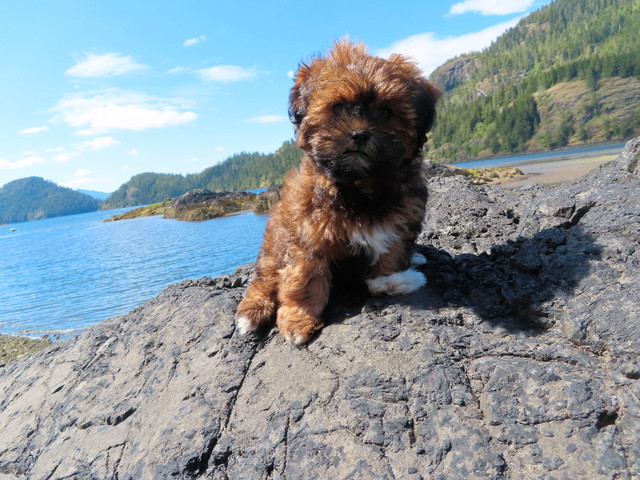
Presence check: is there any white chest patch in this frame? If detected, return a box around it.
[349,224,399,264]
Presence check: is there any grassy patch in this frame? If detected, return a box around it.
[0,335,52,365]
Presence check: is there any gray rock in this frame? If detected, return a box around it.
[1,138,639,479]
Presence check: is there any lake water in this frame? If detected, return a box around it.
[0,209,268,339]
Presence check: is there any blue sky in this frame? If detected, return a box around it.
[0,0,550,193]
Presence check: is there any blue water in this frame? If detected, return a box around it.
[0,209,268,339]
[449,142,626,169]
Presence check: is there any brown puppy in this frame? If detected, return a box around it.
[236,40,440,344]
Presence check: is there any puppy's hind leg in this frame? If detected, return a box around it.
[366,240,426,296]
[236,271,278,335]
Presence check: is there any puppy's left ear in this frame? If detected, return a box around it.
[288,60,320,131]
[414,80,441,149]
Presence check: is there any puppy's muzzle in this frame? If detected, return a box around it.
[351,130,371,147]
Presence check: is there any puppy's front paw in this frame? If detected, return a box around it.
[235,295,277,335]
[366,268,426,296]
[235,315,255,335]
[277,307,323,345]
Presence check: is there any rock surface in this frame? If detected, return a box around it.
[1,138,639,479]
[424,162,524,185]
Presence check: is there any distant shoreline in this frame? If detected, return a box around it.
[491,154,618,187]
[448,140,627,168]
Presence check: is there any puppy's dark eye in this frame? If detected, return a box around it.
[332,103,344,115]
[381,107,392,120]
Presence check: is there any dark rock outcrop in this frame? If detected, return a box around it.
[1,139,639,479]
[430,56,481,93]
[172,189,237,210]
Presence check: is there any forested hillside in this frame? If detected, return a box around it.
[0,177,99,224]
[101,140,303,208]
[429,0,640,161]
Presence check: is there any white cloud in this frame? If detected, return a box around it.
[246,115,288,124]
[0,155,46,170]
[287,70,295,79]
[167,66,189,75]
[377,18,521,76]
[129,149,139,155]
[184,35,205,47]
[66,52,148,78]
[74,169,91,177]
[196,65,256,82]
[449,0,535,15]
[46,146,65,152]
[60,175,104,188]
[51,89,198,135]
[18,126,49,134]
[53,153,72,163]
[82,136,119,150]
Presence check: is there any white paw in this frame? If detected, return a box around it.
[236,315,254,335]
[366,268,427,296]
[411,253,427,266]
[283,331,307,346]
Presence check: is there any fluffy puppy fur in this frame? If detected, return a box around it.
[236,40,440,344]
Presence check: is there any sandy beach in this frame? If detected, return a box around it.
[490,154,619,187]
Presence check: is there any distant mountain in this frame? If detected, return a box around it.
[101,139,303,209]
[428,0,640,162]
[0,177,99,224]
[77,189,110,200]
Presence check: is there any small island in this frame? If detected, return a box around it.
[105,186,282,222]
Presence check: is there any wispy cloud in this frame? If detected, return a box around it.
[66,52,149,78]
[184,35,205,47]
[60,172,105,189]
[81,136,119,150]
[246,115,288,124]
[449,0,535,16]
[51,89,198,135]
[0,155,46,170]
[18,126,49,135]
[377,18,521,76]
[167,66,189,75]
[196,65,256,82]
[53,153,72,163]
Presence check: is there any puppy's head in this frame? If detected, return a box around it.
[289,40,440,182]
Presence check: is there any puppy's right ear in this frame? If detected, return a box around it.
[288,59,320,132]
[414,79,441,148]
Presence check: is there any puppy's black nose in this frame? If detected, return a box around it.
[351,130,371,146]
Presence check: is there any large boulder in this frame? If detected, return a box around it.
[1,138,639,479]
